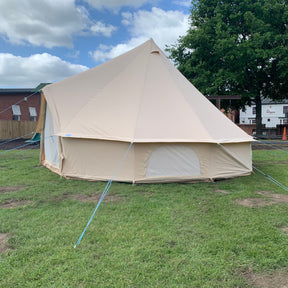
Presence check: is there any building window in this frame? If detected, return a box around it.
[249,119,256,124]
[284,106,288,115]
[252,106,256,114]
[29,107,37,121]
[12,115,20,121]
[267,118,270,122]
[12,105,21,121]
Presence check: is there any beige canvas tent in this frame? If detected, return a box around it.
[40,38,253,183]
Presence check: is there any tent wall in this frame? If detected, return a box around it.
[42,137,252,183]
[208,143,252,180]
[134,142,251,183]
[60,138,135,182]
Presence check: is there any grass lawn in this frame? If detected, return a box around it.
[0,148,288,287]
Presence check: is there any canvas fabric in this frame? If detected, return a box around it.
[42,138,251,183]
[40,39,253,183]
[42,39,252,144]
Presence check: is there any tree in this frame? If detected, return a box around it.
[168,0,288,136]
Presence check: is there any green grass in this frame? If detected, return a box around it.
[0,149,288,287]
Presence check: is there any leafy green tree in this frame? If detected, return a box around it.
[168,0,288,135]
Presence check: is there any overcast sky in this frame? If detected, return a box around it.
[0,0,190,88]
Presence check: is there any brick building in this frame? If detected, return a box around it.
[0,85,44,122]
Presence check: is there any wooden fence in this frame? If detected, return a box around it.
[0,120,37,140]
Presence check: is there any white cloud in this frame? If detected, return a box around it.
[121,12,133,26]
[83,0,156,11]
[0,0,89,48]
[90,21,117,37]
[90,7,189,62]
[89,39,147,62]
[0,53,88,87]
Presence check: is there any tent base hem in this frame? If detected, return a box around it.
[41,170,252,184]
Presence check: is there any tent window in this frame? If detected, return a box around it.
[12,105,21,121]
[146,145,201,178]
[29,107,37,121]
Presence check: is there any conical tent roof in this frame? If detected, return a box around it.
[42,39,252,144]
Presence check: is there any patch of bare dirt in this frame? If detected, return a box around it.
[279,227,288,234]
[214,189,230,194]
[0,186,26,194]
[235,198,273,208]
[257,191,288,203]
[245,269,288,288]
[0,139,39,150]
[0,233,9,254]
[236,191,288,208]
[0,199,33,209]
[56,193,123,203]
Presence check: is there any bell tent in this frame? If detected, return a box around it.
[40,38,253,183]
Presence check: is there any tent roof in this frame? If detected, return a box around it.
[42,39,252,144]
